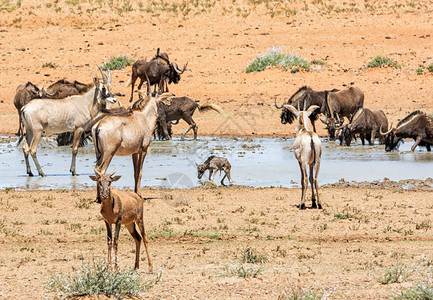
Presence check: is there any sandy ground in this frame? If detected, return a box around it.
[1,0,433,299]
[1,186,433,299]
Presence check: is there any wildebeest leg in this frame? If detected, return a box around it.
[220,174,227,186]
[298,161,308,210]
[181,115,197,140]
[160,116,171,140]
[309,164,317,208]
[360,133,365,145]
[137,217,153,273]
[70,128,84,176]
[126,223,142,270]
[427,144,431,152]
[411,136,422,152]
[129,74,138,102]
[225,168,234,185]
[105,221,113,269]
[209,169,215,182]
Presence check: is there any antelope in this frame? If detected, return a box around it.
[89,168,153,272]
[92,78,172,197]
[284,104,322,210]
[20,67,116,177]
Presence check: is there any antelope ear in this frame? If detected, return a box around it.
[89,175,98,181]
[93,76,100,86]
[283,105,300,117]
[111,175,121,182]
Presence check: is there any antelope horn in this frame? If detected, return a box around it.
[274,96,283,109]
[97,65,108,84]
[303,99,306,111]
[107,67,112,84]
[108,168,117,177]
[93,166,102,177]
[380,124,393,136]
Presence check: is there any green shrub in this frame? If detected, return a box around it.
[394,283,433,299]
[241,247,267,264]
[310,59,325,66]
[416,68,423,75]
[103,55,135,70]
[42,62,57,68]
[46,257,160,298]
[427,64,433,73]
[378,264,412,284]
[367,56,400,68]
[280,287,322,300]
[246,47,310,73]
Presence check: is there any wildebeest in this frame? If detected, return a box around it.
[20,67,116,177]
[274,86,339,133]
[338,106,388,146]
[127,49,188,102]
[89,168,153,272]
[380,110,433,152]
[155,96,223,140]
[284,104,322,210]
[13,82,50,136]
[321,86,364,139]
[196,155,233,186]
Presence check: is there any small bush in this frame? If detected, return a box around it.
[310,59,325,66]
[46,257,160,298]
[241,247,267,264]
[103,55,135,70]
[246,47,310,73]
[367,56,400,69]
[225,264,262,278]
[280,287,322,300]
[42,62,57,68]
[427,64,433,73]
[416,68,424,75]
[378,264,412,284]
[394,283,433,299]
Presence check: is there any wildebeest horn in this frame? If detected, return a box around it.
[380,124,393,136]
[173,62,188,74]
[97,65,108,84]
[336,113,343,124]
[171,120,179,125]
[320,118,329,125]
[274,96,283,109]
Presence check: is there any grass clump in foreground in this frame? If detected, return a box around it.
[45,257,160,298]
[240,247,268,264]
[394,283,433,299]
[367,55,400,69]
[103,55,135,70]
[279,287,322,299]
[246,47,310,73]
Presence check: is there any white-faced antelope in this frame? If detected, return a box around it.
[20,67,116,177]
[89,168,153,272]
[284,104,322,210]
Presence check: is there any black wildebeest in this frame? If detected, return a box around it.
[274,86,339,133]
[155,96,223,140]
[196,156,233,186]
[127,49,187,102]
[338,106,388,146]
[380,110,433,152]
[321,86,364,139]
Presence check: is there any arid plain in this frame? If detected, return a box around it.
[0,0,433,299]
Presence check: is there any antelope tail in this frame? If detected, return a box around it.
[94,127,102,163]
[310,137,316,167]
[197,103,224,114]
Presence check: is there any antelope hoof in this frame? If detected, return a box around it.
[300,203,306,210]
[28,172,34,177]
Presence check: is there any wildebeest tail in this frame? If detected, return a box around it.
[197,103,224,114]
[94,127,102,163]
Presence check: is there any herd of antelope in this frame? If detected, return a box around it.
[14,49,433,270]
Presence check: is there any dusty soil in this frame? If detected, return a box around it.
[1,186,433,299]
[1,1,433,299]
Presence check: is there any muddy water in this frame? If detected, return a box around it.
[1,136,432,191]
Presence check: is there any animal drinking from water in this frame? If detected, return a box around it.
[197,156,233,186]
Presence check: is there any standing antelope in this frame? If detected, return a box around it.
[89,168,153,272]
[92,84,172,197]
[284,105,322,210]
[20,67,116,177]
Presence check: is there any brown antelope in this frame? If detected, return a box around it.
[284,104,322,210]
[92,78,172,196]
[20,67,116,177]
[89,168,153,272]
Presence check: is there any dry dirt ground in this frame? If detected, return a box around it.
[1,0,433,299]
